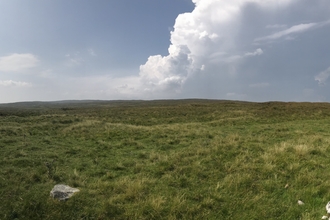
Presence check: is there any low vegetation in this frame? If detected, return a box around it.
[1,100,330,219]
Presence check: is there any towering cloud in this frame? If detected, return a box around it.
[138,0,330,100]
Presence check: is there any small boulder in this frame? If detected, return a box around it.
[298,200,304,205]
[50,184,80,201]
[326,201,330,214]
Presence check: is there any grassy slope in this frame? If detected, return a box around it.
[1,100,330,219]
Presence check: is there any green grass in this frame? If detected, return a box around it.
[1,100,330,219]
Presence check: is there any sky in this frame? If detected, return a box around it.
[0,0,330,103]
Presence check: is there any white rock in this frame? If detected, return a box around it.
[326,201,330,214]
[50,184,80,201]
[298,200,304,205]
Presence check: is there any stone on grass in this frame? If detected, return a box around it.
[326,201,330,214]
[50,184,80,201]
[320,201,330,219]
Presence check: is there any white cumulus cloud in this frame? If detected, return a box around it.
[138,0,303,95]
[0,53,39,72]
[139,44,193,94]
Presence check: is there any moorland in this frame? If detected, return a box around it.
[1,99,330,219]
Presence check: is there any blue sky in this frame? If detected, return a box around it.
[0,0,330,103]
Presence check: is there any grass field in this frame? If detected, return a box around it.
[1,99,330,219]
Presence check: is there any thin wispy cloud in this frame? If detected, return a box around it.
[256,20,330,42]
[255,23,317,42]
[0,80,32,87]
[315,67,330,85]
[65,53,83,67]
[39,69,55,78]
[88,49,97,57]
[226,92,247,100]
[265,24,287,29]
[244,48,263,57]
